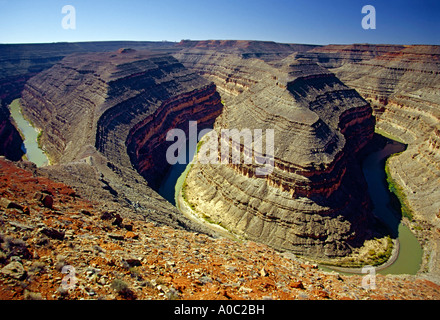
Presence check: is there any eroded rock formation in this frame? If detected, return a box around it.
[18,49,222,233]
[1,40,439,282]
[180,52,377,259]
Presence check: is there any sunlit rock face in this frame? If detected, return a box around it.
[18,49,223,232]
[180,52,376,259]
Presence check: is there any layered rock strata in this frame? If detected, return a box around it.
[296,44,440,280]
[18,49,222,232]
[0,42,177,162]
[181,56,377,259]
[2,40,439,277]
[173,40,318,102]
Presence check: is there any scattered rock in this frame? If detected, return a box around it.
[0,198,23,211]
[313,289,330,299]
[124,258,142,267]
[289,281,305,289]
[239,286,253,293]
[0,157,439,301]
[41,195,53,209]
[23,290,43,300]
[40,228,65,240]
[21,206,30,215]
[108,233,124,240]
[80,209,92,216]
[112,214,123,227]
[100,211,115,221]
[260,267,268,277]
[125,231,139,239]
[1,261,26,280]
[34,192,53,209]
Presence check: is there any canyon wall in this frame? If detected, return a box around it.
[0,41,177,162]
[18,49,222,234]
[2,41,439,277]
[295,44,440,279]
[178,48,377,259]
[332,46,440,219]
[300,47,440,216]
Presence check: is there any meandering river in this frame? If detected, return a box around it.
[154,133,424,275]
[8,99,49,167]
[362,137,422,275]
[8,93,423,275]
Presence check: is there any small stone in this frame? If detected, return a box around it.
[313,289,330,299]
[260,267,268,277]
[0,198,23,211]
[80,209,92,216]
[239,286,253,293]
[23,290,43,300]
[1,261,26,280]
[124,258,142,267]
[108,233,124,240]
[21,206,30,215]
[112,214,123,227]
[40,227,65,240]
[289,281,304,289]
[100,211,115,220]
[298,292,309,300]
[34,192,44,201]
[42,195,53,209]
[125,231,139,239]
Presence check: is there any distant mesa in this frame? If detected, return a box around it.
[117,48,136,54]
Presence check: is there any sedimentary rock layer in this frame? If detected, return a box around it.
[0,41,178,162]
[182,54,376,259]
[2,40,439,279]
[306,45,440,227]
[295,44,440,280]
[18,49,222,232]
[173,40,318,102]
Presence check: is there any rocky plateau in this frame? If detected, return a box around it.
[0,40,439,299]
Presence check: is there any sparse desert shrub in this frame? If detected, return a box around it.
[111,278,136,300]
[2,236,32,260]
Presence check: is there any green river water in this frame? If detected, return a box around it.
[10,96,421,275]
[158,134,423,275]
[8,99,49,167]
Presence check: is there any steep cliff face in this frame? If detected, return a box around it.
[295,44,440,279]
[0,100,24,161]
[181,55,377,259]
[18,49,222,233]
[316,46,440,223]
[0,42,178,164]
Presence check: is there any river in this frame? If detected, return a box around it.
[8,99,49,167]
[362,136,422,275]
[157,133,423,275]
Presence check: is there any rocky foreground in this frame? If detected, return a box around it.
[0,157,439,300]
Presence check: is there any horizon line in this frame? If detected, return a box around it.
[1,39,439,47]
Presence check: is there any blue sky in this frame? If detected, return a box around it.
[0,0,439,45]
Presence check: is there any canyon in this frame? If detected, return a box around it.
[0,40,439,299]
[177,50,378,259]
